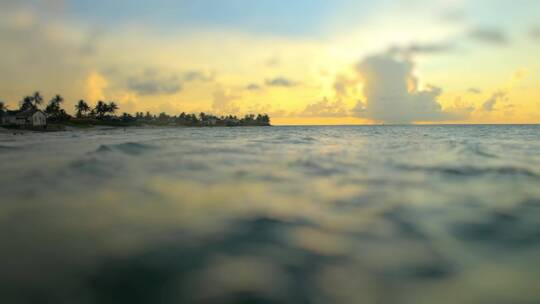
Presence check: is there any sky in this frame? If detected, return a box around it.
[0,0,539,124]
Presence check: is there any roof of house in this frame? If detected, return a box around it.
[11,109,45,118]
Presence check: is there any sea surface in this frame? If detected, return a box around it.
[1,125,539,304]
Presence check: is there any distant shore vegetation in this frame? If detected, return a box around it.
[0,92,271,128]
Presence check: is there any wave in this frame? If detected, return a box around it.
[452,198,540,248]
[0,145,18,151]
[465,145,498,158]
[95,142,156,156]
[291,159,343,176]
[67,158,121,177]
[398,164,539,178]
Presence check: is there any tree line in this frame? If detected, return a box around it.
[1,92,270,127]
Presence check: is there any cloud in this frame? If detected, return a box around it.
[212,87,240,114]
[440,9,468,23]
[529,26,540,41]
[245,102,286,117]
[245,84,261,91]
[511,68,528,81]
[300,98,350,117]
[127,69,182,96]
[265,56,281,67]
[468,88,482,94]
[451,97,475,115]
[183,70,214,82]
[85,71,108,102]
[482,92,507,112]
[0,2,101,108]
[78,28,104,57]
[265,77,297,87]
[388,41,454,56]
[468,28,509,45]
[354,53,458,124]
[333,74,360,98]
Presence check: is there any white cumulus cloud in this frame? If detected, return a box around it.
[354,53,458,124]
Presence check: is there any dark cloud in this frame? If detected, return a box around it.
[245,84,261,91]
[78,28,104,56]
[482,92,507,112]
[183,70,214,82]
[469,28,509,45]
[265,77,297,87]
[0,2,98,105]
[388,42,454,56]
[127,70,182,96]
[468,88,482,94]
[354,53,459,124]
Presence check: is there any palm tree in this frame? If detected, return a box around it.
[199,112,207,122]
[52,94,63,105]
[44,94,70,122]
[32,91,44,107]
[75,100,90,118]
[107,102,118,115]
[94,100,107,118]
[20,95,35,111]
[0,101,6,123]
[45,94,64,117]
[158,112,169,121]
[145,111,152,120]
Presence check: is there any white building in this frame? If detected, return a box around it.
[1,109,47,127]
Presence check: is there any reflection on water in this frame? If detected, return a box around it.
[0,125,539,303]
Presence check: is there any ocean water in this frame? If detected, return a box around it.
[0,125,539,304]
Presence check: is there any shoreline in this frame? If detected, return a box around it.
[1,123,272,134]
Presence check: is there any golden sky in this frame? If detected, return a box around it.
[1,0,539,124]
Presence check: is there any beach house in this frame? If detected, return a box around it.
[1,109,47,127]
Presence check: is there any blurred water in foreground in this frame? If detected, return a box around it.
[0,125,539,304]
